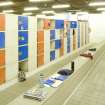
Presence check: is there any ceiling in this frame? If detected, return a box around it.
[0,0,105,15]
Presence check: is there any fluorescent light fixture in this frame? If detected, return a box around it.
[97,8,105,11]
[22,12,33,15]
[29,0,52,2]
[24,7,39,11]
[52,4,70,9]
[3,10,14,13]
[42,10,55,14]
[0,1,13,6]
[89,2,105,6]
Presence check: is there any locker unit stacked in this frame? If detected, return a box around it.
[64,21,71,53]
[37,19,45,67]
[18,16,28,71]
[70,21,78,50]
[0,14,18,84]
[0,15,5,84]
[37,18,80,67]
[51,19,64,60]
[78,20,89,47]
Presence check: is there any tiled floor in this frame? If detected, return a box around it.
[1,50,105,105]
[63,55,105,105]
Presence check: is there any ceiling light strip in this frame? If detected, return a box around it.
[89,2,105,6]
[3,10,14,13]
[29,0,52,2]
[52,4,70,9]
[0,1,13,6]
[24,7,39,11]
[97,8,105,11]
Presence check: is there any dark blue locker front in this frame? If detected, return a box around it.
[50,30,55,40]
[55,20,64,29]
[19,46,28,61]
[55,39,61,49]
[0,32,5,48]
[70,21,77,28]
[18,31,28,45]
[50,51,55,61]
[18,16,28,30]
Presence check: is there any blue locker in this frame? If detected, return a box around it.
[0,32,5,48]
[55,39,61,49]
[50,30,55,40]
[19,46,28,61]
[50,51,55,61]
[70,21,77,28]
[18,31,28,45]
[18,16,28,30]
[55,20,64,29]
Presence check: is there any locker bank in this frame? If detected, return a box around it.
[0,0,105,105]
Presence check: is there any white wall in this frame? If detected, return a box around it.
[89,14,105,43]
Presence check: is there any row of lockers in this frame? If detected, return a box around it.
[37,18,89,67]
[18,16,29,64]
[0,14,89,85]
[0,15,5,85]
[0,14,28,85]
[37,19,77,31]
[37,18,79,67]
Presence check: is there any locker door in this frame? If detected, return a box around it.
[19,46,28,61]
[18,16,28,30]
[0,50,5,66]
[55,39,61,49]
[37,54,44,67]
[70,21,77,28]
[0,67,5,84]
[50,51,55,61]
[50,30,55,40]
[37,31,44,42]
[0,32,5,48]
[60,38,64,56]
[73,29,76,50]
[67,29,70,53]
[37,42,44,54]
[44,19,51,29]
[55,20,64,29]
[18,31,28,45]
[0,15,5,31]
